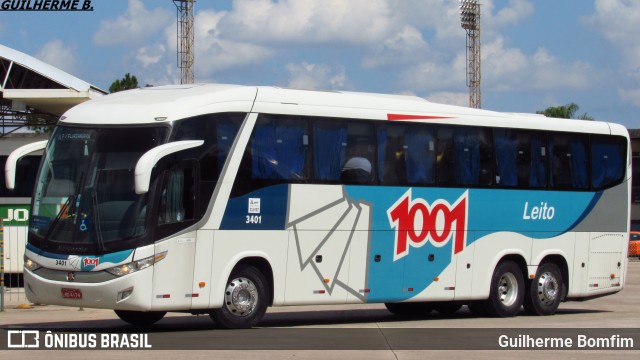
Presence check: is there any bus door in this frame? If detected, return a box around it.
[151,164,198,309]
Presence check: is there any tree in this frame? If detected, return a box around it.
[109,73,139,93]
[536,103,594,120]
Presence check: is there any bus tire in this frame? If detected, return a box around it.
[384,302,433,316]
[523,262,563,316]
[210,265,269,329]
[483,260,524,317]
[114,310,166,326]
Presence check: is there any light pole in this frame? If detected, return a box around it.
[460,0,481,109]
[174,0,195,84]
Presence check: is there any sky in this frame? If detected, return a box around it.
[1,0,639,129]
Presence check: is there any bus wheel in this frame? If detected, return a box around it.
[210,265,269,329]
[484,260,524,317]
[433,302,462,314]
[523,262,563,316]
[114,310,166,326]
[384,302,433,317]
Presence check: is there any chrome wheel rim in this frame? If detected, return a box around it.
[498,272,518,307]
[536,271,559,306]
[224,277,258,317]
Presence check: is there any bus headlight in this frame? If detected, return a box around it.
[105,251,167,277]
[24,256,42,271]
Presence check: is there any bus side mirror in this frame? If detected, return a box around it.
[5,140,48,190]
[134,140,204,195]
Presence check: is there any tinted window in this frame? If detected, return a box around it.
[377,123,436,186]
[494,129,547,188]
[550,133,589,190]
[313,119,374,184]
[233,115,309,196]
[591,135,626,190]
[229,114,628,195]
[249,115,308,181]
[311,120,344,182]
[437,126,492,187]
[172,112,245,214]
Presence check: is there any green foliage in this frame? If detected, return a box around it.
[109,73,139,93]
[536,103,594,120]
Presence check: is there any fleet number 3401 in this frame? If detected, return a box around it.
[246,215,262,224]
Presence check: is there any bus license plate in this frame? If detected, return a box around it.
[61,288,82,299]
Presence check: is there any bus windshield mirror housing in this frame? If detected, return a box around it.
[134,140,204,194]
[5,140,48,190]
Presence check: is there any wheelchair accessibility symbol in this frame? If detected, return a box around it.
[79,219,89,232]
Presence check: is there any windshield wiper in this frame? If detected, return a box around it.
[42,194,74,242]
[42,171,84,242]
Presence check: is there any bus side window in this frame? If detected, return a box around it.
[550,133,589,190]
[404,125,436,185]
[494,129,547,188]
[591,135,626,190]
[158,167,196,225]
[251,116,308,182]
[341,122,374,184]
[437,127,454,186]
[494,128,518,187]
[313,121,347,182]
[526,132,548,188]
[378,123,435,186]
[231,114,309,197]
[377,124,407,186]
[439,126,492,187]
[313,119,374,184]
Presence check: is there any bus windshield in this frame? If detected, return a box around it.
[29,125,168,254]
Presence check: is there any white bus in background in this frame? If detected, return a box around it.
[6,84,630,328]
[0,135,45,275]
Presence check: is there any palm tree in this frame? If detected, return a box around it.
[536,103,594,120]
[109,73,139,93]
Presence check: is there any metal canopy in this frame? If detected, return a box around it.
[0,44,107,135]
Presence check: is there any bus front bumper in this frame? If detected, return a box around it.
[24,267,154,311]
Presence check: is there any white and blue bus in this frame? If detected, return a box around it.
[6,84,630,328]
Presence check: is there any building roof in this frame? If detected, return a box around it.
[0,44,107,117]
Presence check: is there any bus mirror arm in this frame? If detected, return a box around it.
[134,140,204,195]
[5,140,48,190]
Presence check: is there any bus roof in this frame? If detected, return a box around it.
[60,84,626,137]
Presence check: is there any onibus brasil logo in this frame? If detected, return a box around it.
[387,189,468,261]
